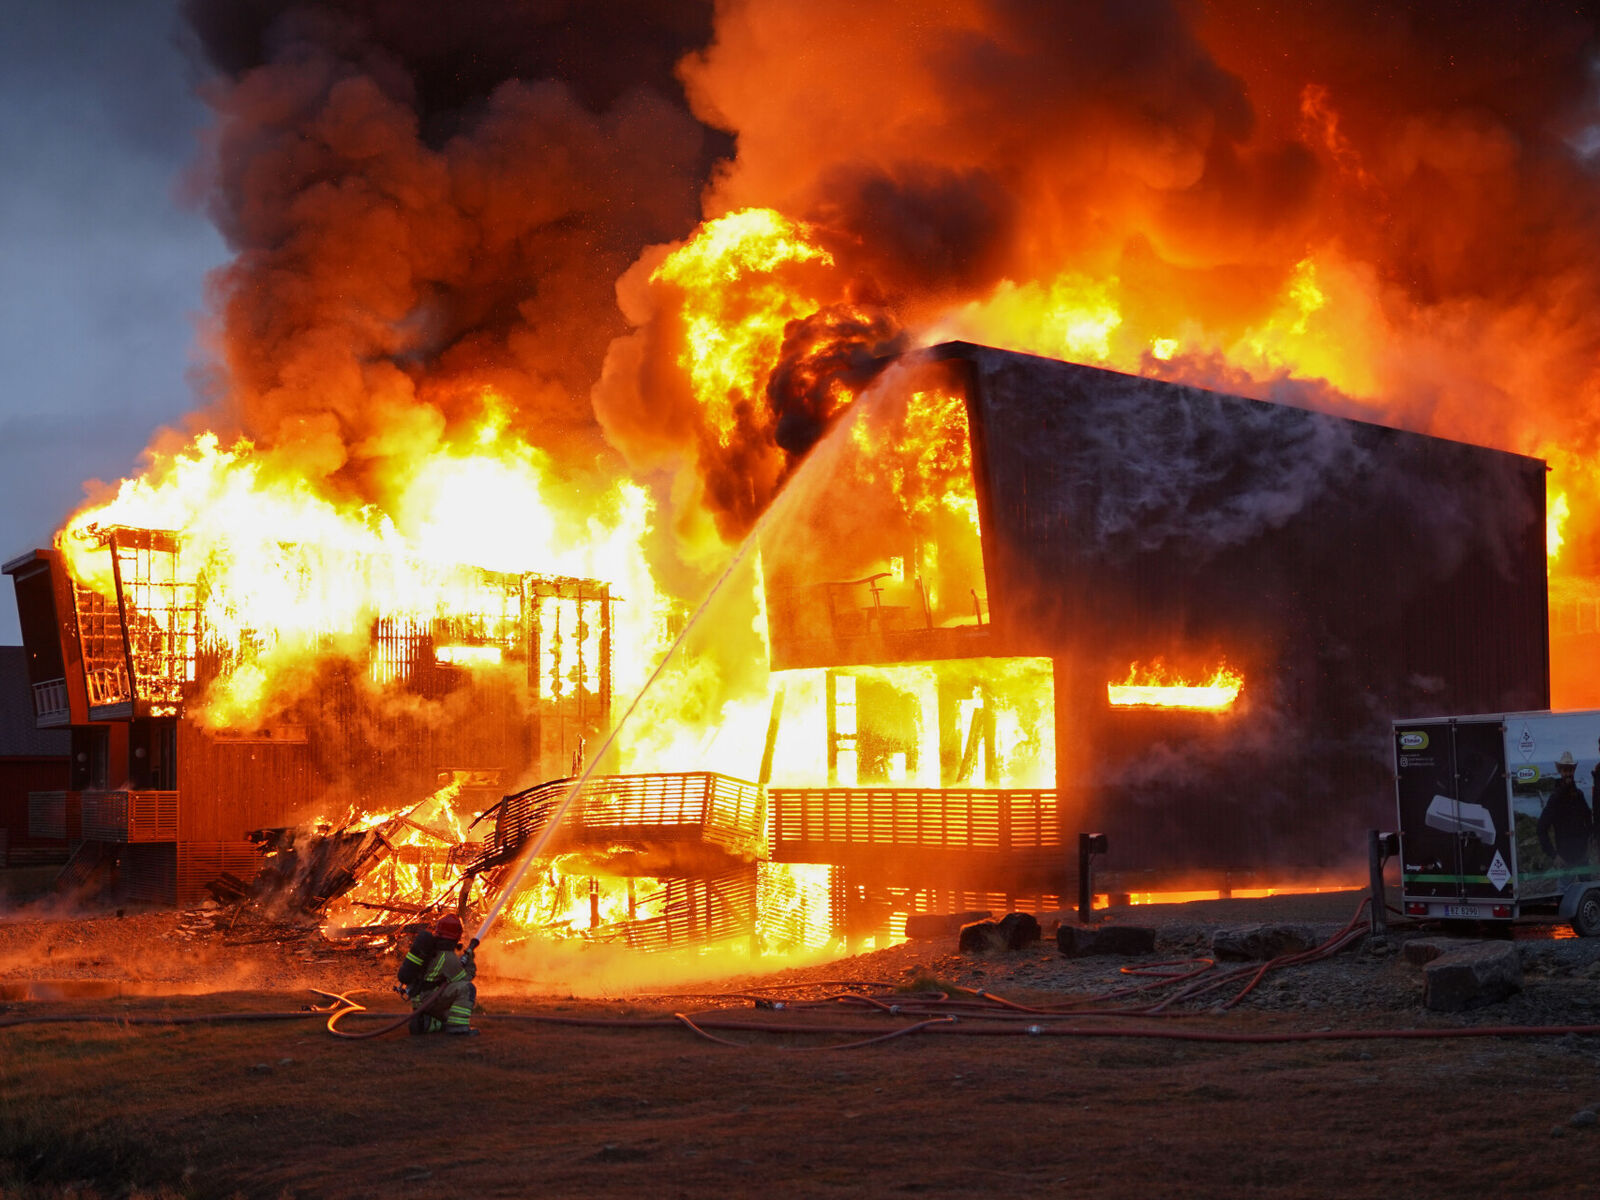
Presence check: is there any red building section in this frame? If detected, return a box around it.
[0,645,69,866]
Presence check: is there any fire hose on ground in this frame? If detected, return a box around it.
[3,898,1588,1048]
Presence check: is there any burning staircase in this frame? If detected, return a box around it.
[468,771,766,880]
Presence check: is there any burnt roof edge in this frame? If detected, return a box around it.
[917,341,1548,472]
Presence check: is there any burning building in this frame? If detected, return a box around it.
[4,341,1548,941]
[3,536,614,906]
[755,342,1548,916]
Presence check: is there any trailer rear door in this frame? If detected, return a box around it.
[1395,718,1514,910]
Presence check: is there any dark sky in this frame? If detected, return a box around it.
[0,0,225,642]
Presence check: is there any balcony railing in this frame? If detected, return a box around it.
[769,787,1061,853]
[30,678,69,726]
[80,790,178,843]
[28,791,78,841]
[469,772,764,875]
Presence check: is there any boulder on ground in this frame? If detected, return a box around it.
[1057,924,1157,957]
[958,919,1007,955]
[957,913,1041,954]
[995,912,1042,948]
[905,911,993,940]
[1423,941,1523,1012]
[1211,924,1318,961]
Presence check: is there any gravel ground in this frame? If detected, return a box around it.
[7,885,1600,1031]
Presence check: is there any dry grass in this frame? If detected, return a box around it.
[3,990,1600,1200]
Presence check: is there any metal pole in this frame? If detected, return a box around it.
[1367,828,1389,939]
[1079,832,1107,925]
[1078,834,1093,924]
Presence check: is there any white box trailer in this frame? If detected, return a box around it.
[1394,710,1600,934]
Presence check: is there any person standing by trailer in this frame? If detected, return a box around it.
[397,913,479,1036]
[1591,737,1600,824]
[1538,751,1593,869]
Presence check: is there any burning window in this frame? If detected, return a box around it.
[768,658,1054,790]
[762,363,990,665]
[1106,661,1245,712]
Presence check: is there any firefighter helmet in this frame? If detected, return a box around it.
[434,913,464,944]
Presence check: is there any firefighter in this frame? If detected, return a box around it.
[1537,750,1593,868]
[398,912,479,1036]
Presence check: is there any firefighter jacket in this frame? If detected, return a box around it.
[398,930,476,1000]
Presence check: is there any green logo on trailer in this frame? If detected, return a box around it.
[1398,731,1429,750]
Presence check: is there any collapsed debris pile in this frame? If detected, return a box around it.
[235,785,483,947]
[211,770,780,954]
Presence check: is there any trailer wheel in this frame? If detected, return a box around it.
[1573,889,1600,938]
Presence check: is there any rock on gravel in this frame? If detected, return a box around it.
[1211,924,1319,961]
[1422,941,1523,1013]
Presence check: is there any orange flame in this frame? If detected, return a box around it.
[1108,661,1244,711]
[1549,489,1570,561]
[55,394,666,730]
[650,208,837,446]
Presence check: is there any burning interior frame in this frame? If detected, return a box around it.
[4,342,1550,949]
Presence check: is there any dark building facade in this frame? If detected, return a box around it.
[761,343,1550,901]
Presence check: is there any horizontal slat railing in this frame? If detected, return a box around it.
[769,788,1061,854]
[570,774,712,828]
[469,773,763,874]
[28,791,74,840]
[80,790,179,843]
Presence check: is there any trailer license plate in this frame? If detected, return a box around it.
[1444,904,1480,918]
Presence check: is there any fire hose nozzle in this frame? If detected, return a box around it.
[468,937,480,951]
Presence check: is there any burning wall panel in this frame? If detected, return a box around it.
[72,584,130,719]
[617,866,759,952]
[764,364,994,672]
[108,529,196,713]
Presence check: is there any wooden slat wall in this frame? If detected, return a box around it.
[119,843,177,906]
[617,865,758,951]
[27,790,70,840]
[176,841,262,906]
[176,723,316,841]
